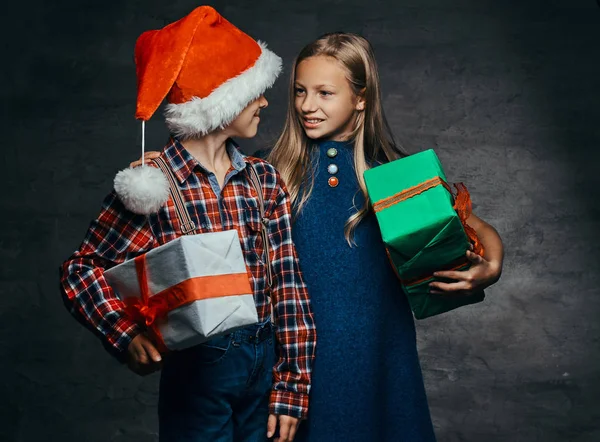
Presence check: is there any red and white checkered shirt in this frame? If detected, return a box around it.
[60,137,317,419]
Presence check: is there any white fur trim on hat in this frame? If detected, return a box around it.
[114,165,170,215]
[164,41,282,138]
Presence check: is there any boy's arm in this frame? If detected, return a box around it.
[60,190,158,355]
[267,178,317,420]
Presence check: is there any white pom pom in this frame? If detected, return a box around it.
[114,166,170,215]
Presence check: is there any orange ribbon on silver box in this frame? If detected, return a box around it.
[123,253,253,352]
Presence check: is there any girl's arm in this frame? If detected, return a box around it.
[467,212,504,277]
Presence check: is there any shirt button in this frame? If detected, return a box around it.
[327,164,338,175]
[328,176,339,187]
[326,148,338,158]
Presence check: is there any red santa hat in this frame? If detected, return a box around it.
[114,6,282,214]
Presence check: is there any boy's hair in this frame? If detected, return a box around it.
[268,32,405,245]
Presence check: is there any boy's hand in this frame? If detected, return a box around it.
[267,414,301,442]
[126,333,163,376]
[130,151,161,168]
[428,248,502,296]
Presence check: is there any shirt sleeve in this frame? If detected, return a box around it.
[60,190,158,355]
[267,174,317,420]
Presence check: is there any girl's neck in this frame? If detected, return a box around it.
[316,137,354,147]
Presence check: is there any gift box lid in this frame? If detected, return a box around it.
[364,149,448,203]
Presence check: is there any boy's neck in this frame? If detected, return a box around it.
[181,132,231,174]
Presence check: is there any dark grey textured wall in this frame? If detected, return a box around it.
[2,0,599,441]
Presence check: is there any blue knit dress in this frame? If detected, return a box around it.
[290,140,437,442]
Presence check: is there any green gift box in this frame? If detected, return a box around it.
[363,149,485,319]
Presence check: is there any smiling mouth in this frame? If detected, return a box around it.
[303,118,324,127]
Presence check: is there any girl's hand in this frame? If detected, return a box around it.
[129,151,161,168]
[267,414,301,442]
[428,249,502,296]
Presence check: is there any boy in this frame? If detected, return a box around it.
[60,6,316,442]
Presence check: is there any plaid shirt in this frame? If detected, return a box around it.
[60,138,317,419]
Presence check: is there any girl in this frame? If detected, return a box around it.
[137,32,504,441]
[265,32,503,442]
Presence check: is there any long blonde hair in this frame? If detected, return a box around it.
[268,32,406,245]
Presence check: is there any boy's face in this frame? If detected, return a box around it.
[225,95,268,139]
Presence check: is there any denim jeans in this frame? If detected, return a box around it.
[158,321,276,442]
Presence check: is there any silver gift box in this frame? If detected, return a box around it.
[105,229,258,351]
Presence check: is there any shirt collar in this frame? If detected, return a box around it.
[163,137,248,184]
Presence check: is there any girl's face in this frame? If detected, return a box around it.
[225,95,268,139]
[294,55,364,141]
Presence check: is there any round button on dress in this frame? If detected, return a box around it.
[328,176,339,187]
[327,164,338,175]
[326,148,338,158]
